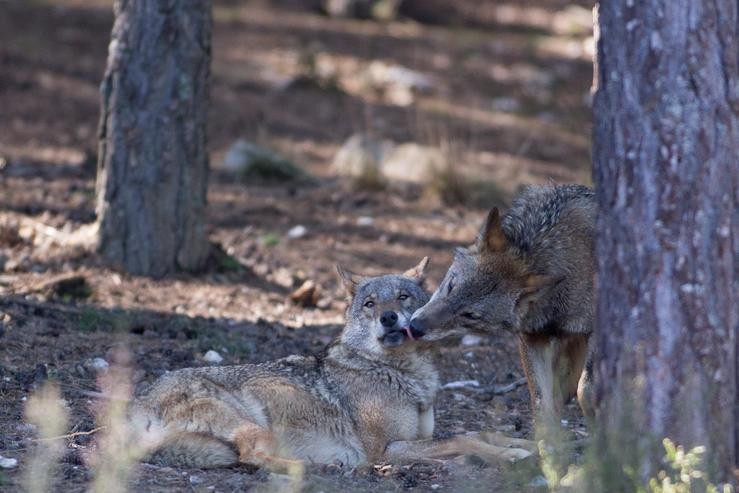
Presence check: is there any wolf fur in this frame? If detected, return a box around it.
[409,184,596,423]
[129,259,534,469]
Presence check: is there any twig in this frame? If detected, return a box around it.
[463,377,527,397]
[31,426,105,442]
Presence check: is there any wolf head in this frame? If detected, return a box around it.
[409,208,560,341]
[337,257,430,353]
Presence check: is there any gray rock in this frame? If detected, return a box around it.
[0,456,17,469]
[381,143,446,183]
[332,134,394,180]
[88,357,109,372]
[286,225,308,239]
[222,139,312,184]
[203,350,223,364]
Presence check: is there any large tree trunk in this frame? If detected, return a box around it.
[593,0,738,486]
[96,0,211,277]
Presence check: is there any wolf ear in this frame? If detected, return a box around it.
[403,256,429,285]
[517,274,563,310]
[336,264,365,297]
[477,207,507,254]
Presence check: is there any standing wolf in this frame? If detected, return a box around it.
[129,259,533,469]
[409,185,596,424]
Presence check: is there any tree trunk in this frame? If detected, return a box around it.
[96,0,211,277]
[593,0,738,486]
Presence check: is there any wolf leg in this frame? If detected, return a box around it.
[576,355,594,419]
[557,333,589,406]
[233,422,304,474]
[384,434,533,465]
[519,333,561,427]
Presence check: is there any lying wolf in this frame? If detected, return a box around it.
[130,258,533,469]
[409,185,596,424]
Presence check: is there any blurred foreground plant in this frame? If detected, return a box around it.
[91,348,156,493]
[23,381,69,493]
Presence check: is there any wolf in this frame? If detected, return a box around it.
[129,258,534,470]
[408,185,596,424]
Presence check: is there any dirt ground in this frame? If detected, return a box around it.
[0,1,593,491]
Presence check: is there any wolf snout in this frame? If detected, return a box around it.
[380,311,399,328]
[407,317,428,339]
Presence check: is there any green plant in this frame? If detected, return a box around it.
[79,308,106,332]
[260,232,280,248]
[643,439,732,493]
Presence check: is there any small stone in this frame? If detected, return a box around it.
[461,334,483,346]
[286,225,307,239]
[356,216,374,226]
[203,350,223,364]
[89,358,109,372]
[431,485,441,490]
[529,475,549,489]
[0,456,18,469]
[189,475,203,485]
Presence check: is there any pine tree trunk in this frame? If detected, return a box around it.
[593,0,738,485]
[96,0,211,277]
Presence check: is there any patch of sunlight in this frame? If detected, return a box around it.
[418,98,590,151]
[0,144,88,166]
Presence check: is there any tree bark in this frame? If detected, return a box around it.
[96,0,211,277]
[593,0,738,486]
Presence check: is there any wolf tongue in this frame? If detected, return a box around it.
[403,327,415,341]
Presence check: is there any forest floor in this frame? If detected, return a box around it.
[0,1,593,491]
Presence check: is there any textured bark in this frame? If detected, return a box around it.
[593,0,738,485]
[96,0,211,277]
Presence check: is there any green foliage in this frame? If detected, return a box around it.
[219,254,242,272]
[239,154,315,185]
[78,307,106,332]
[260,232,280,248]
[644,439,732,493]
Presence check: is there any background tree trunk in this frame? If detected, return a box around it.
[96,0,212,277]
[593,0,738,486]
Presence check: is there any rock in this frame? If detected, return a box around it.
[332,134,394,182]
[286,225,308,239]
[88,358,109,372]
[222,139,312,184]
[289,280,322,308]
[0,456,17,469]
[381,143,446,183]
[461,334,483,346]
[528,475,549,489]
[203,350,223,364]
[0,252,7,271]
[356,216,374,227]
[189,475,203,485]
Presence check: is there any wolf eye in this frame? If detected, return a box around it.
[447,278,455,294]
[462,312,479,320]
[364,300,375,308]
[398,294,409,301]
